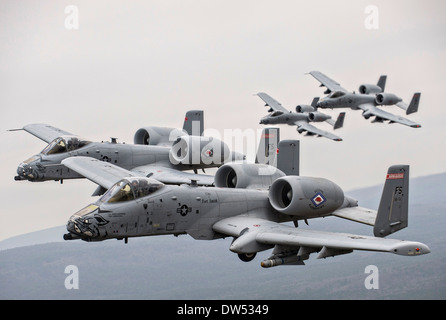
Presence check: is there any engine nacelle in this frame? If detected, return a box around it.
[375,93,402,106]
[296,105,315,113]
[309,111,331,122]
[269,176,344,218]
[134,127,186,146]
[359,84,383,94]
[215,163,285,189]
[169,135,233,166]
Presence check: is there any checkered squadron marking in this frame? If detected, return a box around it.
[311,192,326,207]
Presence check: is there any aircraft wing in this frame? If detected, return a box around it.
[213,215,430,265]
[358,103,421,128]
[256,224,428,257]
[62,157,214,190]
[131,165,214,186]
[256,92,289,113]
[295,121,343,141]
[308,71,349,93]
[20,124,75,143]
[62,157,138,189]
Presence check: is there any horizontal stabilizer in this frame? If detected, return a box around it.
[332,206,377,226]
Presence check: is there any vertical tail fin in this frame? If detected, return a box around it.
[255,128,300,176]
[406,92,421,115]
[377,75,387,92]
[333,112,346,130]
[310,97,320,109]
[255,128,280,166]
[183,110,204,136]
[374,165,409,237]
[277,140,300,176]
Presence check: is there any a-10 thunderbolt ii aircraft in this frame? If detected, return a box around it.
[308,71,422,128]
[11,110,244,190]
[61,136,430,267]
[256,92,346,141]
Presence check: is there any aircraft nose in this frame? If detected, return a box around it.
[67,217,81,235]
[66,219,76,233]
[15,156,41,181]
[65,204,101,240]
[15,163,34,180]
[64,219,84,241]
[15,164,26,180]
[66,215,98,239]
[259,116,269,124]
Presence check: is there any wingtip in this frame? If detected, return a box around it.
[391,242,431,256]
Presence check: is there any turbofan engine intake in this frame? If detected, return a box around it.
[134,126,186,146]
[296,105,315,113]
[359,84,383,94]
[375,93,402,106]
[309,111,331,122]
[214,163,285,189]
[268,176,344,218]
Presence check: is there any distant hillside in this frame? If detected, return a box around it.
[0,225,65,251]
[1,172,445,300]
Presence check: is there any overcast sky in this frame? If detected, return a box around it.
[1,0,445,241]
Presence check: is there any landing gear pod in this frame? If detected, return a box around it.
[238,253,257,262]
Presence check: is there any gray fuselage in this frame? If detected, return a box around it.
[16,140,221,182]
[317,92,375,110]
[260,112,309,125]
[65,182,286,242]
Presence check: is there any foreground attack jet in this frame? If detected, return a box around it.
[308,71,421,128]
[11,110,244,187]
[61,145,430,267]
[257,92,345,141]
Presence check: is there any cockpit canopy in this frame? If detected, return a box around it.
[98,178,164,204]
[328,91,346,99]
[270,110,284,117]
[41,135,91,155]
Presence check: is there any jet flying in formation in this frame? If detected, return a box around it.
[256,92,345,141]
[308,71,421,128]
[58,131,430,267]
[11,72,430,269]
[11,110,244,190]
[61,152,429,267]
